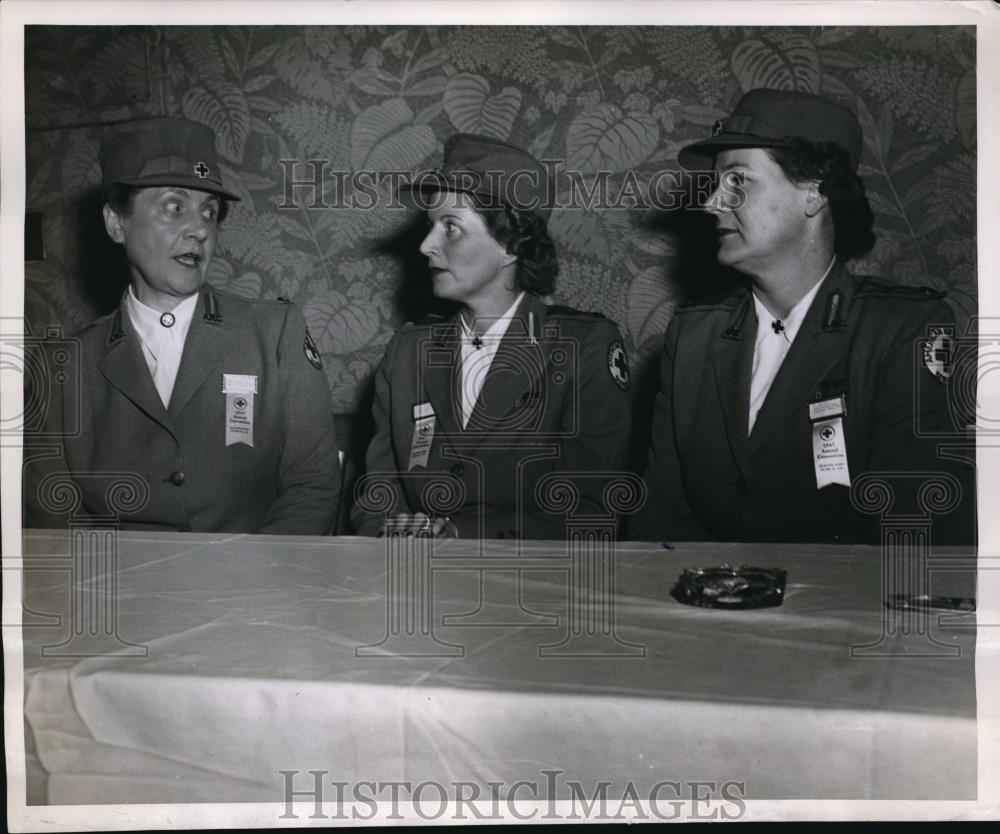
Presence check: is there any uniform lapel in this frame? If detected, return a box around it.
[466,294,546,440]
[167,290,237,419]
[98,296,174,430]
[748,264,854,452]
[421,317,464,439]
[709,291,755,477]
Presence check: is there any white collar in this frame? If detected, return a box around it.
[752,257,835,344]
[126,286,200,353]
[460,291,526,347]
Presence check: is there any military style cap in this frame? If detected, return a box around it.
[678,88,863,172]
[100,116,241,201]
[403,133,553,220]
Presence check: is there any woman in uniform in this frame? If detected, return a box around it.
[352,134,632,539]
[24,116,341,534]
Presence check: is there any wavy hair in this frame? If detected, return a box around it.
[470,196,559,297]
[766,139,875,259]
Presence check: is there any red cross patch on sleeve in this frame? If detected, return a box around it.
[304,329,323,370]
[607,339,630,391]
[922,325,954,384]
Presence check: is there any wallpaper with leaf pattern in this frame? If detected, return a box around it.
[23,26,977,414]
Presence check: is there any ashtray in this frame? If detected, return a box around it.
[671,564,787,609]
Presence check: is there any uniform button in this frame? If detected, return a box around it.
[449,463,464,477]
[168,470,186,486]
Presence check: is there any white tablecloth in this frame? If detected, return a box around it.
[20,531,977,804]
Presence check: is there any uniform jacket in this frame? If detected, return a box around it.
[352,293,633,539]
[25,287,340,535]
[632,263,974,544]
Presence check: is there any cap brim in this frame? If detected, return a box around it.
[399,177,551,220]
[677,133,793,171]
[399,176,494,211]
[111,174,241,202]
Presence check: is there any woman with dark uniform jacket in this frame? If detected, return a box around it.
[23,117,340,534]
[352,134,633,539]
[631,90,974,544]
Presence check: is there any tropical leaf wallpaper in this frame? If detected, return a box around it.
[23,25,977,416]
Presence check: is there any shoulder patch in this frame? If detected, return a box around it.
[607,339,631,391]
[923,324,954,384]
[303,328,323,370]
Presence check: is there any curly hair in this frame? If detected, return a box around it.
[470,196,559,297]
[103,184,230,224]
[765,140,875,260]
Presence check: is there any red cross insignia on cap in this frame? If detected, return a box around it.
[194,161,210,179]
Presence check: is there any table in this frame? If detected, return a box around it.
[19,530,977,806]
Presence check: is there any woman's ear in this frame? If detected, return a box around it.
[103,204,126,243]
[804,181,829,218]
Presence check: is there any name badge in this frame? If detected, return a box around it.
[808,395,846,421]
[408,401,435,470]
[810,398,850,489]
[223,374,257,447]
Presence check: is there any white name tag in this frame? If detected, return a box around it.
[812,416,850,489]
[808,395,846,421]
[413,401,435,420]
[408,402,435,470]
[222,373,258,395]
[223,375,257,447]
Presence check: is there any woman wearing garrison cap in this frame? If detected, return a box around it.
[632,89,974,544]
[352,134,632,539]
[24,116,340,534]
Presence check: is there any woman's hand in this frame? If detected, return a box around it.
[378,513,459,538]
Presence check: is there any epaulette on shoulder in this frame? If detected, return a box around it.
[242,294,293,306]
[211,290,290,308]
[677,288,745,314]
[854,277,945,301]
[545,305,606,320]
[78,311,115,335]
[408,312,449,328]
